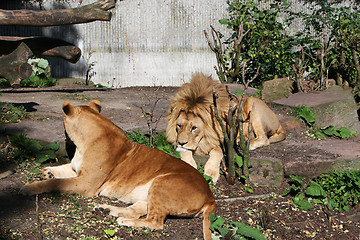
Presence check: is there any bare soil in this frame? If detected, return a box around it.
[0,85,359,240]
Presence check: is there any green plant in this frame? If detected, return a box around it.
[0,78,10,88]
[290,105,356,139]
[281,174,314,210]
[21,57,57,88]
[0,103,28,123]
[126,131,179,158]
[316,170,360,212]
[9,134,59,164]
[283,171,360,212]
[209,213,266,240]
[104,229,116,238]
[205,0,293,86]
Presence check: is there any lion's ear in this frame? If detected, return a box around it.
[63,101,75,116]
[89,100,101,113]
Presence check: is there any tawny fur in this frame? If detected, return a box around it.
[20,100,216,240]
[166,73,286,183]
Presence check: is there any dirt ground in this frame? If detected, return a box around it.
[0,84,359,240]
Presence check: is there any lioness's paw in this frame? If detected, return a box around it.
[41,168,55,180]
[117,217,133,227]
[94,205,110,215]
[19,185,37,196]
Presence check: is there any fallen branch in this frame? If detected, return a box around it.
[215,193,273,203]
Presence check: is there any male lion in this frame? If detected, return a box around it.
[166,73,286,183]
[20,100,216,240]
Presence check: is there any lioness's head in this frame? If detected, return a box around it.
[174,111,204,152]
[62,100,102,144]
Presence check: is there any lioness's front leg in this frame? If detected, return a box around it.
[41,163,77,179]
[20,176,99,197]
[204,146,223,184]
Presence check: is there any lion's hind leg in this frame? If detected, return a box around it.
[94,200,148,219]
[269,125,286,143]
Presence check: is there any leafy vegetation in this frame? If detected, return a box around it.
[282,171,360,212]
[9,134,59,164]
[290,105,356,139]
[0,103,28,123]
[209,213,266,240]
[126,130,180,158]
[20,57,57,88]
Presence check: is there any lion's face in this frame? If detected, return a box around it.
[175,111,204,152]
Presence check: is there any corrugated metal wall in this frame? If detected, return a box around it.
[1,0,341,87]
[1,0,231,87]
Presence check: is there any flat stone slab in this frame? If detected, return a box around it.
[274,86,360,133]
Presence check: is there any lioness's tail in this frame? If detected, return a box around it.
[202,202,216,240]
[269,125,287,143]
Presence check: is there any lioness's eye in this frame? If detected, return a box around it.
[177,124,181,128]
[191,126,197,131]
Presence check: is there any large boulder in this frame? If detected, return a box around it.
[274,86,360,133]
[261,78,293,102]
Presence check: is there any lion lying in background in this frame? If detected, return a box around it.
[166,73,286,183]
[20,100,216,240]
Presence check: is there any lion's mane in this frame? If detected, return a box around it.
[166,73,230,155]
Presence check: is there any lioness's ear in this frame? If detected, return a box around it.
[89,100,101,113]
[63,101,74,116]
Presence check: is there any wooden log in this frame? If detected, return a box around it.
[0,0,116,26]
[0,42,33,87]
[0,36,81,63]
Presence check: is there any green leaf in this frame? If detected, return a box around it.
[293,194,312,210]
[321,125,336,136]
[235,155,243,168]
[46,142,59,151]
[37,58,49,69]
[219,18,229,25]
[306,180,327,198]
[336,126,356,139]
[281,188,291,197]
[289,174,304,185]
[231,222,266,240]
[104,229,115,237]
[209,212,217,222]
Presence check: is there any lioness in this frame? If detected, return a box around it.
[20,100,216,240]
[166,73,286,183]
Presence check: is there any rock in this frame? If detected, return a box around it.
[274,85,360,133]
[249,158,284,187]
[225,83,259,96]
[261,78,293,102]
[284,157,360,177]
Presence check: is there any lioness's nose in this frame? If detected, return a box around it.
[178,141,188,146]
